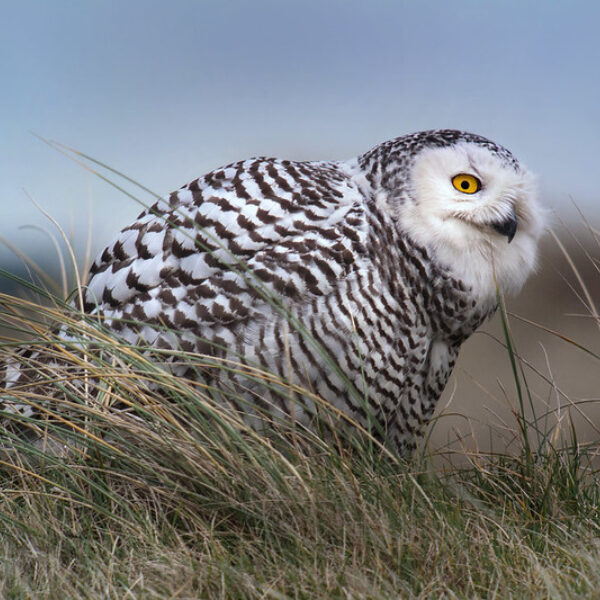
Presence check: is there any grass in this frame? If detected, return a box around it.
[0,266,598,599]
[1,153,599,598]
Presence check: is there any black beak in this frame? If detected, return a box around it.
[491,209,518,243]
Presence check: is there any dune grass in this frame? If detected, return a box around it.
[1,151,599,598]
[0,259,599,599]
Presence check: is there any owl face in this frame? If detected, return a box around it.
[397,138,544,299]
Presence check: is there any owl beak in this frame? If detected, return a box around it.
[491,209,517,243]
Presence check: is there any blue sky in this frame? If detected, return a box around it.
[2,0,599,271]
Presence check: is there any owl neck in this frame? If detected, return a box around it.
[361,200,497,342]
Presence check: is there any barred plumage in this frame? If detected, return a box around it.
[1,130,544,454]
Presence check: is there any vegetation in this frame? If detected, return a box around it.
[0,154,598,598]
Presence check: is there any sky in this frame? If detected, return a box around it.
[2,0,599,276]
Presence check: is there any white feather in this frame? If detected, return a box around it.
[397,142,544,301]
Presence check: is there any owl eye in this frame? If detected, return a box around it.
[451,173,481,194]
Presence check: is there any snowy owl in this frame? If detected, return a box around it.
[1,130,543,454]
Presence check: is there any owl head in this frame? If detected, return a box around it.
[366,130,545,300]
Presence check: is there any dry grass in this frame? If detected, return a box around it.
[0,252,599,598]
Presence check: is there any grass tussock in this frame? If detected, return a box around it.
[0,272,599,599]
[1,149,599,598]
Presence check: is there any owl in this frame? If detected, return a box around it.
[1,130,543,454]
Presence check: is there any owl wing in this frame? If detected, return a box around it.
[83,158,369,344]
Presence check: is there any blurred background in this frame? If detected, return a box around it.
[2,0,599,455]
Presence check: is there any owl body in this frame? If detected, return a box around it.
[2,130,543,454]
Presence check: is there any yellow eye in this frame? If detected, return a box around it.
[451,173,481,194]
